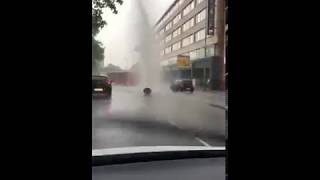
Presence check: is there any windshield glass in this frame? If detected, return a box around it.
[182,80,192,85]
[92,0,227,151]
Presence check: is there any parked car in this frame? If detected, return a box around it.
[92,75,112,99]
[170,79,194,93]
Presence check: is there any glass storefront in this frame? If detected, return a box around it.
[190,48,205,60]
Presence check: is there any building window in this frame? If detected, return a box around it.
[197,48,205,59]
[190,48,205,60]
[183,0,195,16]
[172,27,181,38]
[197,0,204,4]
[189,50,196,60]
[165,34,172,43]
[160,49,165,56]
[206,46,215,56]
[165,21,172,31]
[195,28,206,41]
[160,39,164,45]
[159,28,164,35]
[173,13,181,24]
[165,46,172,54]
[172,41,181,51]
[196,9,206,23]
[182,18,194,32]
[182,34,194,47]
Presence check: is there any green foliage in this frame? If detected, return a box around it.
[92,37,104,73]
[92,0,123,36]
[92,0,123,72]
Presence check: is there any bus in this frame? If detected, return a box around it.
[107,71,139,86]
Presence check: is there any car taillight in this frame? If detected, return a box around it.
[106,80,112,85]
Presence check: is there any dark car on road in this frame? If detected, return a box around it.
[92,75,112,99]
[170,79,194,93]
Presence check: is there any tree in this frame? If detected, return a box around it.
[101,64,123,73]
[92,0,124,36]
[92,0,123,73]
[92,36,104,73]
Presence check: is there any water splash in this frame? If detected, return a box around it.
[132,0,166,92]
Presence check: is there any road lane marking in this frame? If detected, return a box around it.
[166,113,181,129]
[209,104,227,110]
[168,120,212,147]
[195,137,211,147]
[168,120,180,129]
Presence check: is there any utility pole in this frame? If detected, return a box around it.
[215,0,226,90]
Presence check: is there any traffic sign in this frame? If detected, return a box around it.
[176,55,191,68]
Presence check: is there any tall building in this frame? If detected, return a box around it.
[155,0,225,90]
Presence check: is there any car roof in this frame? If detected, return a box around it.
[92,75,109,79]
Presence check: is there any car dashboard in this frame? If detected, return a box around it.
[92,146,226,180]
[93,157,225,180]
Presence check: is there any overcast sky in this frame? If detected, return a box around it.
[96,0,175,69]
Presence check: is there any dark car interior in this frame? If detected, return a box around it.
[93,157,225,180]
[92,147,226,180]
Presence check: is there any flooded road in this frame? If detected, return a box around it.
[92,85,225,149]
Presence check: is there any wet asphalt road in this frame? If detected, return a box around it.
[92,85,225,149]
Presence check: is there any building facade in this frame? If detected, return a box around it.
[155,0,225,90]
[225,0,228,89]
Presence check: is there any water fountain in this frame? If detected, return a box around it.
[132,0,166,94]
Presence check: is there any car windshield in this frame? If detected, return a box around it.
[182,80,192,85]
[92,0,227,153]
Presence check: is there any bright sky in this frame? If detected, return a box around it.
[96,0,175,69]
